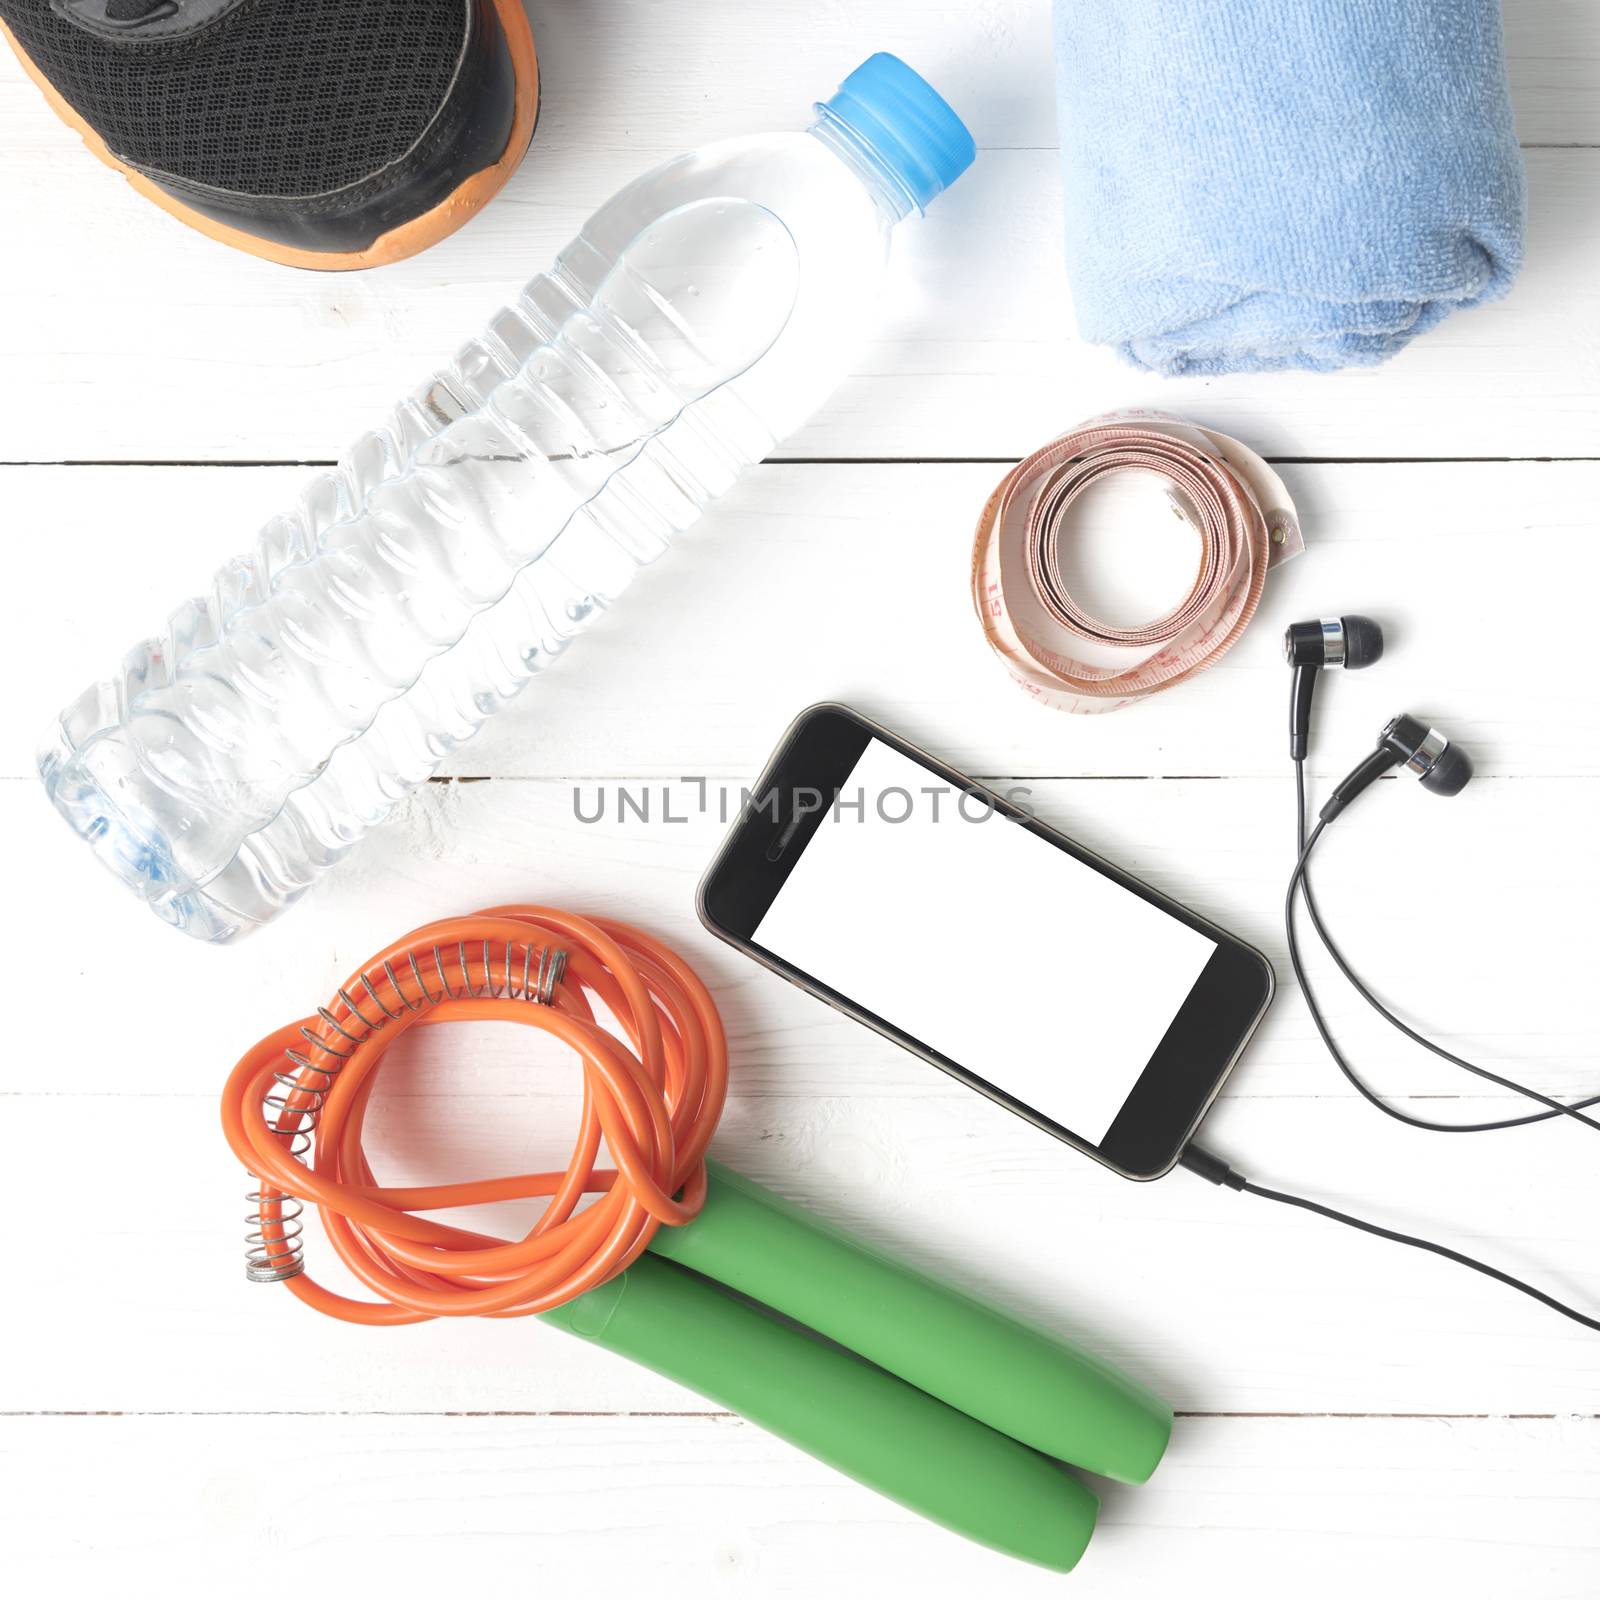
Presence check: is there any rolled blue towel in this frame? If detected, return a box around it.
[1053,0,1526,375]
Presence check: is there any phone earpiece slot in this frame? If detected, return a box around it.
[766,807,807,862]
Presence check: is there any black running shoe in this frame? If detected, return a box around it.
[0,0,538,269]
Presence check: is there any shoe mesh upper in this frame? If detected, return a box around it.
[1,0,471,197]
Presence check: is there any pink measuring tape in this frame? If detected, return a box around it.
[972,415,1304,712]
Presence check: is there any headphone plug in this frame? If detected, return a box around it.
[1178,1144,1247,1189]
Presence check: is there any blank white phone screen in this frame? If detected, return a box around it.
[753,739,1218,1145]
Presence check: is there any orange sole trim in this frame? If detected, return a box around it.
[1,0,538,272]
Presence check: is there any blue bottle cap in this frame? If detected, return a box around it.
[820,53,975,212]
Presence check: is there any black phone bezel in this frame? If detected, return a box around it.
[696,703,1275,1180]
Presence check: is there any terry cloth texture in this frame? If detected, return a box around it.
[1053,0,1526,375]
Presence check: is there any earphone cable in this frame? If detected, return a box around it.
[1289,754,1600,1134]
[1180,1145,1600,1334]
[1237,634,1600,1333]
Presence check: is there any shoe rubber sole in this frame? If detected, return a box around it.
[0,0,539,271]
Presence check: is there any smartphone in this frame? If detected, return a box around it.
[698,704,1274,1180]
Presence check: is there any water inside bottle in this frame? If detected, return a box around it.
[39,199,800,940]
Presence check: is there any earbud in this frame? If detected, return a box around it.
[1319,713,1474,822]
[1284,615,1384,759]
[1385,713,1474,797]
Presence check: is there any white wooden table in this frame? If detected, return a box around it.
[3,2,1598,1594]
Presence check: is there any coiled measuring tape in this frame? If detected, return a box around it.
[972,414,1304,712]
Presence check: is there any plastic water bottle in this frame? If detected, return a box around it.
[38,55,974,943]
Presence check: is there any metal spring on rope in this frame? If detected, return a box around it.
[244,939,568,1283]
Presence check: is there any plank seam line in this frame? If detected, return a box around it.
[4,456,1599,469]
[0,1091,1584,1102]
[4,1409,1595,1421]
[0,772,1580,783]
[406,768,1568,780]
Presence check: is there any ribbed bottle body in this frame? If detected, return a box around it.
[41,129,901,940]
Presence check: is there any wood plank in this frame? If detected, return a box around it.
[8,461,1597,781]
[11,765,1597,1101]
[4,1414,1597,1596]
[3,0,1594,161]
[10,769,1598,1100]
[4,1086,1595,1416]
[11,1077,1600,1418]
[1505,0,1600,142]
[4,771,1597,1416]
[1,13,1595,463]
[491,0,1600,151]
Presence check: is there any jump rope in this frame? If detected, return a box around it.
[222,906,1171,1573]
[223,908,722,1320]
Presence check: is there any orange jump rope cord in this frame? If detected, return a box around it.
[220,906,728,1325]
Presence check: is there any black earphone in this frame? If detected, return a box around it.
[1318,711,1474,819]
[1283,613,1383,760]
[1182,616,1600,1334]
